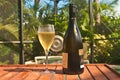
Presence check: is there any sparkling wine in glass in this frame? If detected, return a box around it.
[38,24,55,73]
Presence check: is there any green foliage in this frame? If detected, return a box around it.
[0,45,19,64]
[32,36,45,58]
[109,40,120,64]
[94,40,112,63]
[0,24,18,40]
[23,7,41,41]
[0,0,19,64]
[92,15,120,64]
[54,14,68,35]
[0,0,120,64]
[0,0,18,24]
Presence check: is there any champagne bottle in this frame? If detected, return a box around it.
[62,3,84,74]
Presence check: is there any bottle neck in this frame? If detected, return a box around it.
[68,17,77,30]
[70,17,76,20]
[69,13,76,19]
[69,16,76,24]
[69,4,76,19]
[69,4,77,28]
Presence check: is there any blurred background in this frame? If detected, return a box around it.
[0,0,120,66]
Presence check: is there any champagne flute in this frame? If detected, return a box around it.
[38,24,55,73]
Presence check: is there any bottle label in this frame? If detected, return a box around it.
[80,64,84,68]
[79,49,83,55]
[62,53,68,68]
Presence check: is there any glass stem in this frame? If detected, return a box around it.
[45,49,49,71]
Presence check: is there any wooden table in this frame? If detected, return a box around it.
[0,64,119,80]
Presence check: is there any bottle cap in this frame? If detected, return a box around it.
[69,4,77,18]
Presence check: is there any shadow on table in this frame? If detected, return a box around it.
[3,68,63,74]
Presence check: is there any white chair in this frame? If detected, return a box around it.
[34,56,62,64]
[25,60,35,64]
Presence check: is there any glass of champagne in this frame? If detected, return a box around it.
[38,24,55,73]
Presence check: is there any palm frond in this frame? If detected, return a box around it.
[0,24,18,41]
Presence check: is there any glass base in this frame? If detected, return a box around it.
[41,70,55,74]
[40,70,55,80]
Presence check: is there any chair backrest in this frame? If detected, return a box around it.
[34,56,62,64]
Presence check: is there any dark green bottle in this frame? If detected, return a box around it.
[62,3,84,74]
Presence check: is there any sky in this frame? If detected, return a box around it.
[114,0,120,16]
[25,0,120,16]
[42,0,120,16]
